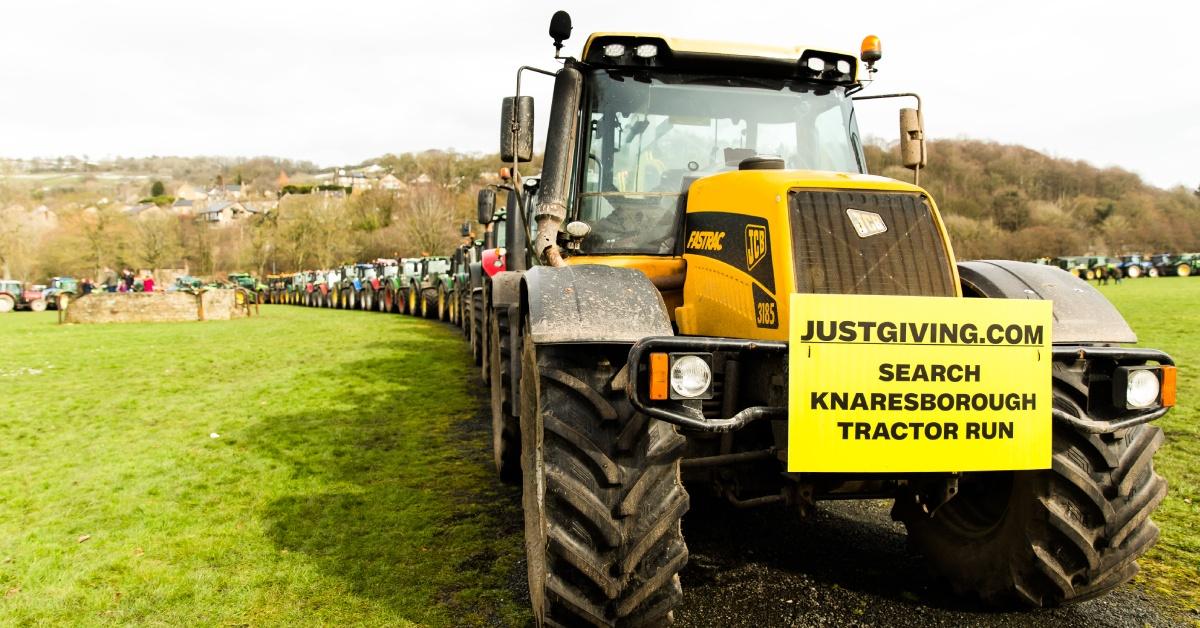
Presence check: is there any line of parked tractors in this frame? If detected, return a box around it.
[1039,253,1200,279]
[265,216,508,337]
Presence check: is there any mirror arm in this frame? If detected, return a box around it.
[511,66,558,180]
[853,92,925,185]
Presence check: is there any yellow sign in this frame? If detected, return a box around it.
[787,293,1052,473]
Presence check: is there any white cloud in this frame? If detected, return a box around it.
[0,0,1194,188]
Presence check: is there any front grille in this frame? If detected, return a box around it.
[789,190,956,296]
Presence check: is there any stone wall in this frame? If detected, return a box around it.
[64,290,251,324]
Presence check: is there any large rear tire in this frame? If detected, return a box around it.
[471,292,484,366]
[490,306,520,484]
[0,294,15,313]
[519,327,689,626]
[407,287,418,316]
[1178,263,1192,277]
[29,298,47,313]
[902,375,1167,606]
[1126,265,1141,279]
[438,287,449,321]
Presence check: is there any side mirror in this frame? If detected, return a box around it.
[477,188,496,224]
[500,96,534,163]
[460,222,471,237]
[899,108,926,169]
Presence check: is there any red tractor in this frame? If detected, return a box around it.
[0,280,48,313]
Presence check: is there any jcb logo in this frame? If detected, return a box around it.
[745,224,768,271]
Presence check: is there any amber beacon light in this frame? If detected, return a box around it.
[861,35,882,63]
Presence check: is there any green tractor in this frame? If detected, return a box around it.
[266,274,290,304]
[42,276,78,309]
[227,273,267,302]
[1053,256,1094,280]
[1087,255,1122,281]
[407,257,451,318]
[397,258,421,314]
[170,275,204,292]
[1152,252,1198,277]
[450,241,478,329]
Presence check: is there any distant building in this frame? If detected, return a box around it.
[197,200,251,224]
[378,173,405,191]
[171,198,194,214]
[174,183,208,201]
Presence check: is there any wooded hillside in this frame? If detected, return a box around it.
[865,139,1200,260]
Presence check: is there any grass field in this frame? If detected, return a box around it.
[1,278,1197,624]
[0,307,529,626]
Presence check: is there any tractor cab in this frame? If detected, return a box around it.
[499,24,943,338]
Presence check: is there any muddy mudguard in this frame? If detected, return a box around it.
[957,260,1135,344]
[521,264,672,345]
[489,271,523,312]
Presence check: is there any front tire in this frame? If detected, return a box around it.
[902,378,1167,606]
[29,298,47,313]
[519,328,689,626]
[1178,263,1192,277]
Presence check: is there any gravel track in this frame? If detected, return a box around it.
[673,497,1188,627]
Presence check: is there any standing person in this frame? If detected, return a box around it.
[123,269,135,291]
[142,275,155,293]
[81,278,94,295]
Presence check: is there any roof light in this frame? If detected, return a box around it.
[861,35,882,63]
[836,59,851,74]
[603,43,626,57]
[635,44,658,58]
[806,57,825,72]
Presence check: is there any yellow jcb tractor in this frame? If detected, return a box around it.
[485,11,1176,625]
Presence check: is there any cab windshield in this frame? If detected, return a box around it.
[577,70,864,255]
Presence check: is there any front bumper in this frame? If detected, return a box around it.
[626,337,1174,435]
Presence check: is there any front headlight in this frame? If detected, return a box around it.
[1113,366,1164,409]
[669,355,712,399]
[1125,369,1161,408]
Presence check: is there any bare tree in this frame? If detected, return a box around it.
[136,213,180,271]
[0,205,28,278]
[400,184,458,256]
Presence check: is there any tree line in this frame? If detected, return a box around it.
[1,141,1195,282]
[865,139,1200,260]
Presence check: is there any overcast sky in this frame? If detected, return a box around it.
[0,0,1195,189]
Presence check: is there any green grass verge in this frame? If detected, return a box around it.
[1096,277,1200,611]
[0,307,529,626]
